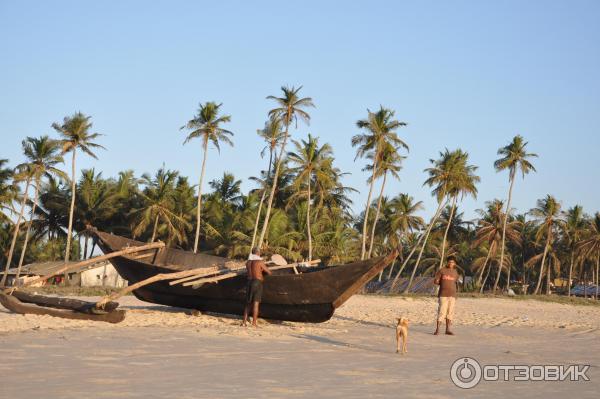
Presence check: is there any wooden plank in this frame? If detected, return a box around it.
[183,272,239,288]
[95,266,217,309]
[183,259,322,288]
[7,242,165,290]
[129,253,156,260]
[169,267,222,285]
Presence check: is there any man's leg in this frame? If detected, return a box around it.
[242,303,250,326]
[434,297,447,335]
[445,297,455,335]
[251,301,260,326]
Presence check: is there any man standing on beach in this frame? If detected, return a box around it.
[433,255,459,335]
[242,247,271,327]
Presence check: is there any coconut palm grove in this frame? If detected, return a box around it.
[1,85,599,297]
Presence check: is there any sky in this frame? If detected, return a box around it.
[1,0,599,221]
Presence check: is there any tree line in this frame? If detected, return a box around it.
[1,86,599,296]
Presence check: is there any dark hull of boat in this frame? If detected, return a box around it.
[92,231,397,322]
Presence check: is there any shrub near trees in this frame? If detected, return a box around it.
[0,90,598,296]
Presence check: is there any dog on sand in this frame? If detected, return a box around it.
[395,317,409,354]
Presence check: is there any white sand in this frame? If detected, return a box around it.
[1,295,599,398]
[2,295,599,334]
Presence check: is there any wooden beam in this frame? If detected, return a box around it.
[6,242,165,291]
[168,267,221,285]
[182,259,322,288]
[95,266,217,309]
[183,272,239,288]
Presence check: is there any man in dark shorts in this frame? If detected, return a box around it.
[433,255,460,335]
[241,247,272,327]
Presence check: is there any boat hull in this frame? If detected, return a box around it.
[93,231,396,322]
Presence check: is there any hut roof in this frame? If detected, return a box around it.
[5,260,111,276]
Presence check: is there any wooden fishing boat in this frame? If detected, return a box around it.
[92,230,397,323]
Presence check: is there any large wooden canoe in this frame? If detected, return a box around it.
[92,231,397,323]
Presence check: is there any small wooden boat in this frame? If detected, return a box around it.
[0,292,126,323]
[92,230,397,323]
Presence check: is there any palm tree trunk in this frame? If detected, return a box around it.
[387,245,402,279]
[403,199,446,294]
[499,174,515,291]
[546,256,552,295]
[480,262,493,293]
[361,162,378,260]
[258,120,291,249]
[306,174,312,261]
[151,214,159,243]
[14,180,40,285]
[492,256,505,294]
[64,149,77,264]
[367,172,387,259]
[250,150,273,252]
[83,235,89,260]
[193,139,209,253]
[595,253,600,300]
[534,230,551,294]
[567,251,575,297]
[476,244,493,286]
[437,195,457,269]
[1,176,31,286]
[390,198,446,290]
[379,258,396,282]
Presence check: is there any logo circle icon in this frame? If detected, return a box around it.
[450,357,482,389]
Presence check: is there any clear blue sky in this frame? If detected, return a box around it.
[1,0,599,220]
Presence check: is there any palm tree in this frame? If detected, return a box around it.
[52,112,105,264]
[366,143,404,259]
[1,163,32,286]
[257,85,314,250]
[563,206,587,296]
[494,135,537,292]
[14,136,65,282]
[385,194,425,280]
[32,176,69,241]
[75,169,117,257]
[131,167,189,244]
[0,159,17,223]
[250,118,284,250]
[287,134,334,260]
[473,200,521,290]
[530,195,564,294]
[436,149,479,270]
[181,101,233,253]
[371,194,419,280]
[389,194,425,236]
[352,106,408,260]
[577,213,600,299]
[402,149,478,293]
[208,172,243,207]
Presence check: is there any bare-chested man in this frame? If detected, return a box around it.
[241,247,272,327]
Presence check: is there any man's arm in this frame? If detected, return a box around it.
[261,261,272,275]
[245,260,252,275]
[434,270,441,285]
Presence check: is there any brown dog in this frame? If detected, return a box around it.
[395,317,409,354]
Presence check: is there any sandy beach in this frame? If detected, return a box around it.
[1,295,599,398]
